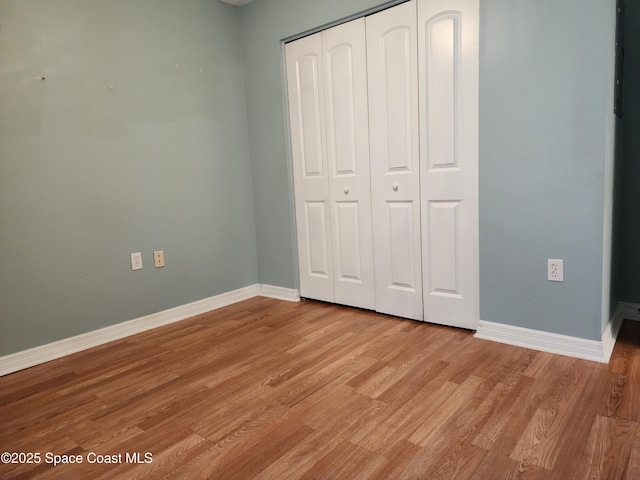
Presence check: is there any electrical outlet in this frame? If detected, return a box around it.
[131,252,142,271]
[548,259,563,282]
[154,250,165,268]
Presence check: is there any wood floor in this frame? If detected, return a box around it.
[1,297,640,479]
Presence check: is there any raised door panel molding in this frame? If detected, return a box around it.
[325,44,358,176]
[297,55,325,178]
[304,201,331,278]
[425,13,460,171]
[381,26,414,173]
[426,200,461,297]
[334,201,363,282]
[387,201,418,292]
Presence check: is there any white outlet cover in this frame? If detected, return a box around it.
[548,259,563,282]
[131,252,143,271]
[154,250,165,268]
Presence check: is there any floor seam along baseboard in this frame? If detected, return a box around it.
[0,284,300,376]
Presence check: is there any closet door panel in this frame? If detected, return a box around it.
[367,0,423,320]
[286,34,335,302]
[419,0,479,328]
[387,201,418,290]
[334,201,362,279]
[426,200,460,294]
[305,201,331,277]
[323,18,375,309]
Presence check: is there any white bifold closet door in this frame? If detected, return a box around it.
[286,0,479,330]
[418,0,479,329]
[286,18,376,310]
[366,1,423,320]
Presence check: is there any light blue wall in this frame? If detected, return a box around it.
[0,0,258,355]
[241,0,617,340]
[480,0,616,340]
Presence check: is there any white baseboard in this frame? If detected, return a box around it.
[260,284,301,302]
[0,283,299,377]
[616,302,640,322]
[601,304,627,362]
[474,302,633,364]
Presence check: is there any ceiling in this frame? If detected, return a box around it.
[218,0,255,6]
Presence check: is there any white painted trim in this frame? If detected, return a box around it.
[260,284,301,302]
[475,302,634,364]
[601,304,626,362]
[616,302,640,322]
[0,284,301,377]
[475,321,610,363]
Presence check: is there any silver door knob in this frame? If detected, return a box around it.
[343,186,349,194]
[392,183,399,191]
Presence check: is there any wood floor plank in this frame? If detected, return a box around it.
[478,347,539,387]
[135,386,219,431]
[298,439,385,480]
[0,437,81,479]
[202,417,314,480]
[624,422,640,480]
[367,440,423,480]
[607,337,640,421]
[428,443,489,480]
[407,375,496,447]
[509,361,593,470]
[573,415,638,480]
[525,349,568,378]
[2,298,640,479]
[375,358,449,406]
[471,375,537,451]
[487,355,576,457]
[547,365,615,480]
[350,376,460,454]
[253,389,386,480]
[94,432,212,480]
[192,390,288,442]
[473,451,551,480]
